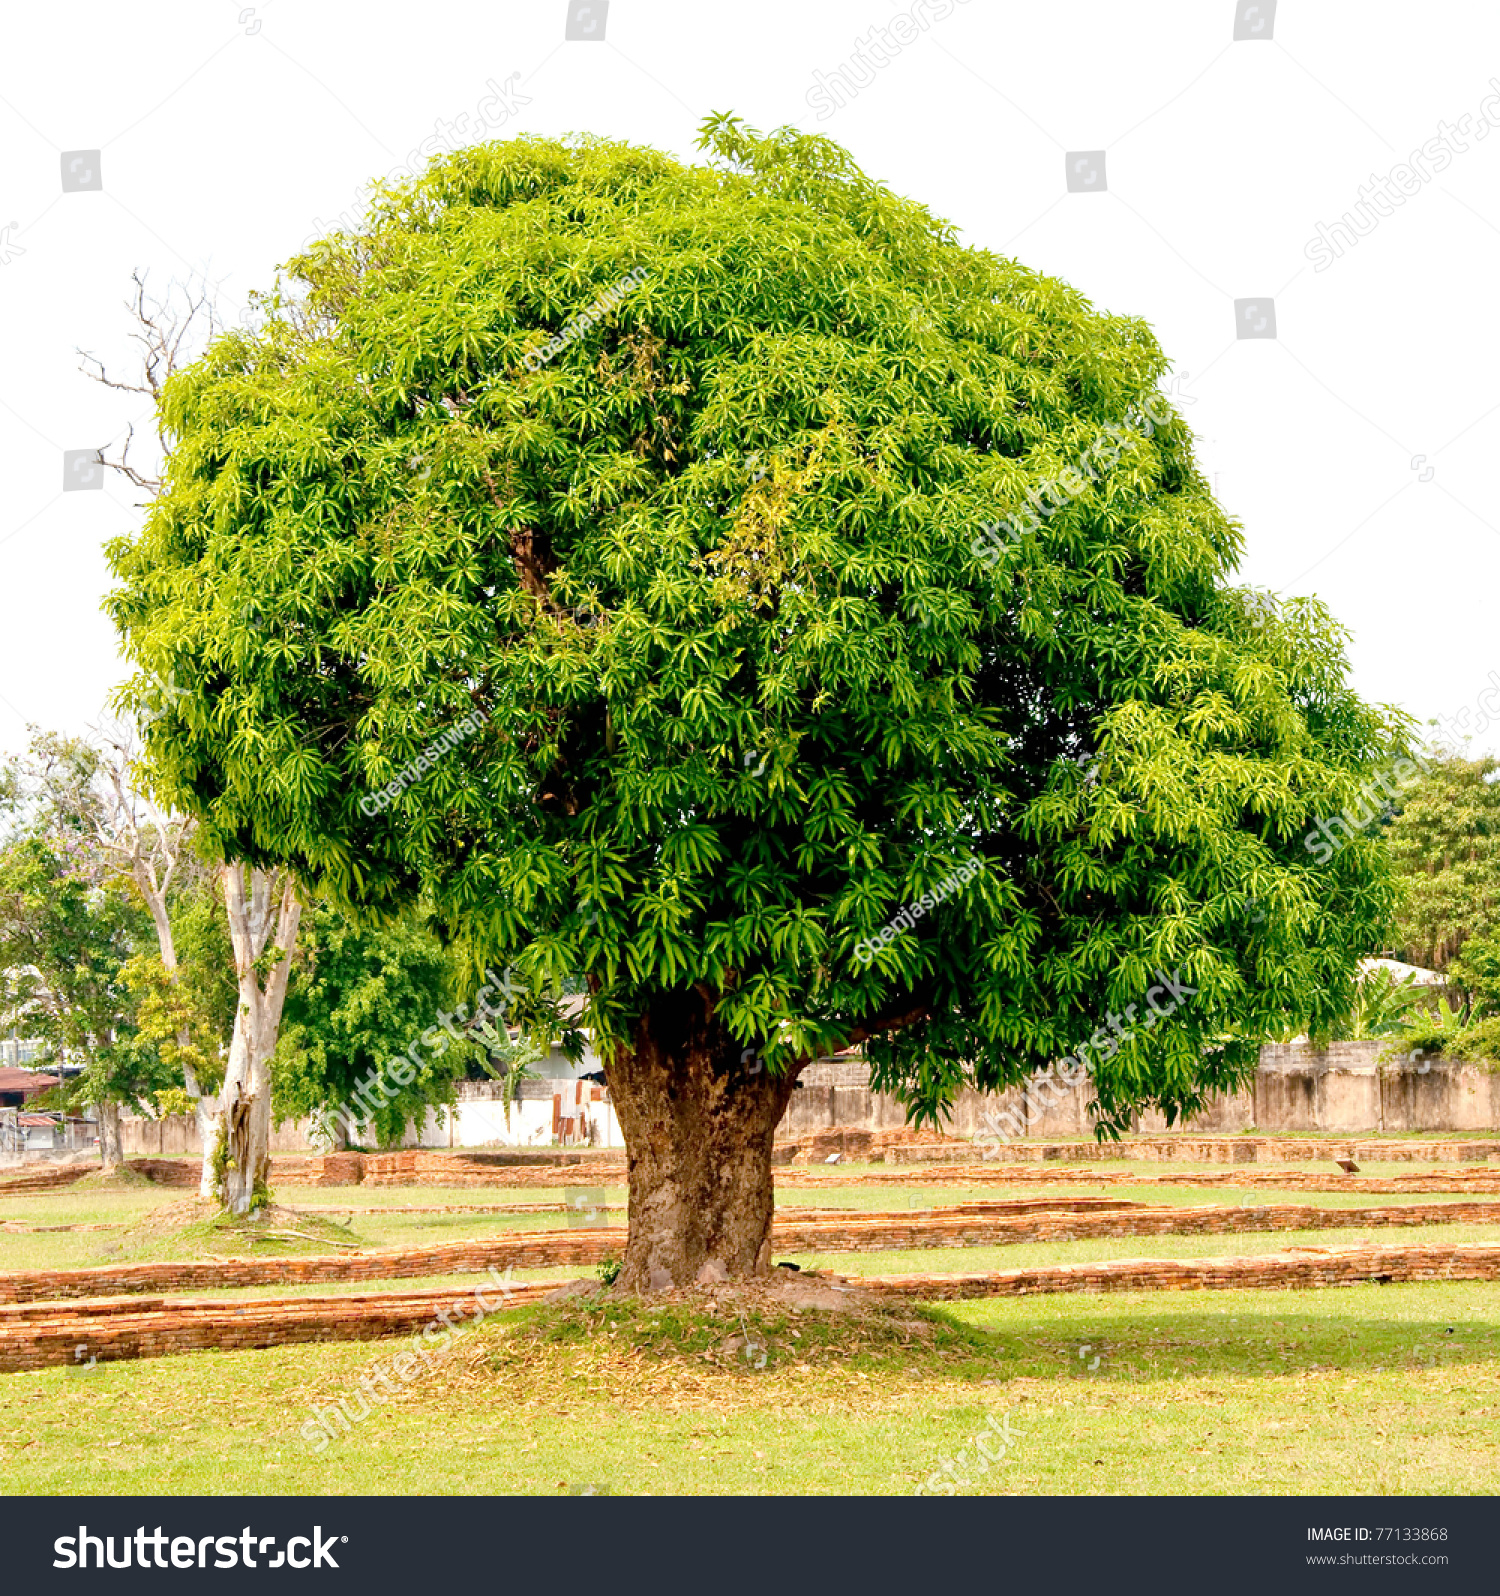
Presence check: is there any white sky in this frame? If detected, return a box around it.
[2,0,1497,756]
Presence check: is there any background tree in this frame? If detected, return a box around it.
[0,834,165,1170]
[81,278,308,1214]
[1387,753,1500,972]
[465,1025,545,1131]
[2,726,235,1192]
[105,119,1399,1287]
[1444,925,1500,1021]
[117,859,237,1154]
[1329,966,1425,1041]
[272,903,478,1148]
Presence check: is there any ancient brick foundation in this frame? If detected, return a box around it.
[860,1242,1500,1300]
[775,1129,1500,1166]
[0,1280,555,1373]
[4,1242,1499,1373]
[5,1198,1499,1305]
[776,1164,1500,1194]
[6,1135,1495,1199]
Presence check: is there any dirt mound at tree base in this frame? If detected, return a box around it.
[517,1270,987,1379]
[549,1267,881,1316]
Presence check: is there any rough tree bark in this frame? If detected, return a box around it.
[215,863,301,1215]
[605,992,801,1292]
[603,994,932,1293]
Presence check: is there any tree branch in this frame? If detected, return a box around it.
[77,269,223,501]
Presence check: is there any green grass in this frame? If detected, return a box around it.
[2,1175,1497,1496]
[1,1281,1495,1495]
[1,1217,1491,1308]
[807,1158,1499,1178]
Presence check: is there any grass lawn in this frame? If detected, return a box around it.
[0,1220,1493,1307]
[0,1281,1495,1496]
[3,1168,1496,1498]
[773,1181,1486,1211]
[786,1158,1500,1180]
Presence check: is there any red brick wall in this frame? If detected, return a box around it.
[4,1243,1500,1373]
[5,1199,1499,1304]
[862,1243,1500,1300]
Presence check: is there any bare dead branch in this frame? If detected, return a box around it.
[77,269,224,500]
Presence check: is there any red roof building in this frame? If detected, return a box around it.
[0,1068,61,1108]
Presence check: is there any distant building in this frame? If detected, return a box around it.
[0,1067,61,1109]
[0,1037,48,1070]
[1358,957,1444,987]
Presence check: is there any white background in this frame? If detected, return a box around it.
[2,0,1497,754]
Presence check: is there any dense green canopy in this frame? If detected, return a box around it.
[107,116,1399,1135]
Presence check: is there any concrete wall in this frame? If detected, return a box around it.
[118,1043,1499,1158]
[779,1042,1500,1140]
[1252,1042,1500,1134]
[119,1077,624,1157]
[120,1114,315,1157]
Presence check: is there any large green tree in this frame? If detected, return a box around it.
[106,118,1397,1288]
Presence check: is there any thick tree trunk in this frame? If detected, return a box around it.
[96,1098,124,1173]
[212,863,301,1215]
[605,997,799,1292]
